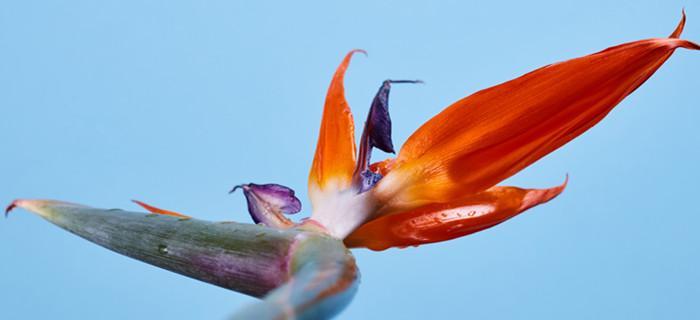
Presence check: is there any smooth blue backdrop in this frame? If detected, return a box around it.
[1,1,698,319]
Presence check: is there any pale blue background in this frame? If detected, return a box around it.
[1,1,698,319]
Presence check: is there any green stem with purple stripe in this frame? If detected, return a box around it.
[8,200,358,319]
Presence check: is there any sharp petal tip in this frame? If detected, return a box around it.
[520,175,569,210]
[670,9,687,38]
[350,49,368,57]
[229,184,247,194]
[553,176,568,196]
[228,184,243,194]
[387,79,424,85]
[665,10,699,50]
[131,199,149,210]
[546,174,569,197]
[5,200,18,217]
[680,39,700,50]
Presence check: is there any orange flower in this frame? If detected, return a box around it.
[127,12,697,251]
[10,12,698,320]
[341,12,696,249]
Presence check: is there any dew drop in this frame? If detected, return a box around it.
[158,244,168,255]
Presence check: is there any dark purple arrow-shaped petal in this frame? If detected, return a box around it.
[353,80,422,192]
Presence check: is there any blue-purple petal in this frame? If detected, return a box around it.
[353,80,421,193]
[366,81,396,154]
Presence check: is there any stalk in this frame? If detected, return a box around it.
[8,199,359,319]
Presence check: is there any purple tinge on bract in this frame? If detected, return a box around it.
[353,80,422,193]
[231,183,301,228]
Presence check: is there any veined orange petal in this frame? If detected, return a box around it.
[309,50,365,192]
[132,200,190,218]
[346,179,567,250]
[373,14,698,213]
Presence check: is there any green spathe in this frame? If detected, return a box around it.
[9,199,358,320]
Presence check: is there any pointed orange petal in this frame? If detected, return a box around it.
[347,179,567,250]
[132,200,190,218]
[309,50,365,192]
[374,15,697,213]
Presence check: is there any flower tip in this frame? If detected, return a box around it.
[559,173,569,191]
[519,175,568,212]
[679,39,700,50]
[131,199,152,211]
[229,184,249,194]
[349,49,368,57]
[547,174,569,199]
[670,9,687,38]
[387,79,424,85]
[5,200,19,218]
[664,10,699,50]
[545,174,569,197]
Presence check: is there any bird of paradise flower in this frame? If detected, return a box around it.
[7,12,697,319]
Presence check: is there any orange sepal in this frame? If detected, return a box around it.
[309,50,365,191]
[132,200,190,218]
[347,179,566,250]
[373,14,698,213]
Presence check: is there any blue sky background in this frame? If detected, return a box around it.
[1,1,698,319]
